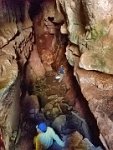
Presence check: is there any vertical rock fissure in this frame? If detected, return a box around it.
[0,0,113,149]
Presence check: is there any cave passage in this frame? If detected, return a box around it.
[10,1,104,149]
[10,66,104,150]
[0,0,107,150]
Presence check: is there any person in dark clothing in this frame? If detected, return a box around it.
[55,65,65,82]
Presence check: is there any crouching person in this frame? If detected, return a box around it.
[34,122,65,150]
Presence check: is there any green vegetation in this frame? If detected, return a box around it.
[91,24,107,41]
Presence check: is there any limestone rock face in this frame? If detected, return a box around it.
[56,0,85,45]
[0,0,32,48]
[65,44,80,67]
[0,23,18,42]
[56,0,113,149]
[0,0,113,149]
[0,18,18,48]
[76,68,113,149]
[0,80,20,150]
[57,0,113,74]
[82,0,113,24]
[80,0,113,74]
[0,52,18,100]
[0,0,34,149]
[79,48,113,74]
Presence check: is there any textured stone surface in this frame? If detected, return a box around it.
[52,115,66,133]
[67,131,87,150]
[0,1,34,149]
[76,68,113,149]
[0,23,18,42]
[25,44,46,85]
[0,0,113,149]
[56,0,86,44]
[0,79,20,150]
[65,44,80,66]
[79,0,113,74]
[34,0,67,72]
[56,0,113,149]
[79,48,113,74]
[0,52,18,100]
[57,0,113,75]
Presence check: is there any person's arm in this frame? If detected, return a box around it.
[50,128,65,147]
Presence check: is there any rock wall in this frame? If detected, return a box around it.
[2,79,20,150]
[21,0,113,149]
[55,0,113,149]
[0,0,113,149]
[0,0,33,149]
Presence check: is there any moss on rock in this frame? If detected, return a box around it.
[91,24,107,41]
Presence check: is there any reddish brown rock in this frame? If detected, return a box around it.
[0,52,18,95]
[34,0,66,71]
[76,68,113,149]
[41,50,53,71]
[67,131,87,150]
[0,0,113,149]
[25,44,45,85]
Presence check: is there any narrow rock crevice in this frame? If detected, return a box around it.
[0,0,112,150]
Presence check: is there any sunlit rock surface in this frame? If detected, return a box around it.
[80,0,113,74]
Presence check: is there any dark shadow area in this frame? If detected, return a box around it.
[4,0,25,23]
[28,0,43,20]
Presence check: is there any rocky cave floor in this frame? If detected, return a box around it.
[9,70,103,150]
